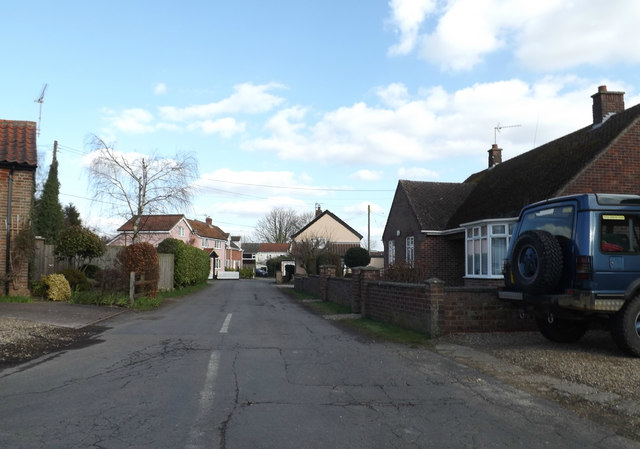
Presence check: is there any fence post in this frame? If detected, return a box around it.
[129,271,135,305]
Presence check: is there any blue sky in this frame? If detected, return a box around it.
[3,0,640,250]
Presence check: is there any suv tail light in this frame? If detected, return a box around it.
[576,255,593,280]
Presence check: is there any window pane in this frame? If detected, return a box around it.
[492,225,505,234]
[492,237,507,275]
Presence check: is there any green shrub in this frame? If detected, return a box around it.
[344,247,371,268]
[59,268,90,291]
[82,264,102,280]
[240,267,254,279]
[158,238,210,288]
[43,273,71,301]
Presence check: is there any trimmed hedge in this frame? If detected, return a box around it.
[158,238,210,287]
[119,242,159,297]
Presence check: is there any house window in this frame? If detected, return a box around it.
[201,238,209,248]
[178,226,185,237]
[406,236,414,267]
[215,258,221,269]
[388,240,395,265]
[465,221,515,278]
[215,240,221,249]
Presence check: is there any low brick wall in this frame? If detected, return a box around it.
[295,269,535,337]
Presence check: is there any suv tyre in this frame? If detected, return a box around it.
[511,230,563,294]
[535,315,589,343]
[611,294,640,357]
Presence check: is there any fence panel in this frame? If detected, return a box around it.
[158,253,174,291]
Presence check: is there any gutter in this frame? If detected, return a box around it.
[421,227,464,236]
[4,168,13,295]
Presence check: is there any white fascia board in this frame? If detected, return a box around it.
[421,228,465,236]
[459,217,518,228]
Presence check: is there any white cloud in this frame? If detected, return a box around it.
[397,167,439,180]
[104,108,155,133]
[387,0,437,55]
[153,82,167,95]
[350,169,384,181]
[158,82,285,122]
[187,117,245,137]
[388,0,640,71]
[246,78,604,167]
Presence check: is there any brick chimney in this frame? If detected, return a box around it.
[488,144,502,168]
[592,85,625,125]
[315,204,322,217]
[206,217,212,226]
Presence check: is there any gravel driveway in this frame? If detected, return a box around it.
[435,330,640,442]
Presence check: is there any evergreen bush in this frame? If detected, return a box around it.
[43,273,71,301]
[119,242,159,297]
[59,268,89,291]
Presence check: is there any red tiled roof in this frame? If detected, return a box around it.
[259,243,290,253]
[0,120,38,167]
[117,214,185,232]
[187,219,229,240]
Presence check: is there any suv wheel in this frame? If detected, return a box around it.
[510,230,563,294]
[536,315,588,343]
[611,294,640,357]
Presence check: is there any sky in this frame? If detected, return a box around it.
[3,0,640,250]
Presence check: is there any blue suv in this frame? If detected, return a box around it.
[498,193,640,356]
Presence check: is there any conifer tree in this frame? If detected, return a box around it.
[33,147,65,243]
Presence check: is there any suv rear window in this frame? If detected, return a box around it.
[600,214,640,253]
[520,205,574,238]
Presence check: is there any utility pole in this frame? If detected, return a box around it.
[367,204,371,252]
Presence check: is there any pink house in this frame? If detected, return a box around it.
[109,215,233,278]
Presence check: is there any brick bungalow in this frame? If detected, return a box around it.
[383,85,640,287]
[0,120,37,295]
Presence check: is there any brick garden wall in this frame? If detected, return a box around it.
[295,267,535,336]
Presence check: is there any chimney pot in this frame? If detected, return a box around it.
[206,217,212,226]
[592,85,625,125]
[488,144,502,168]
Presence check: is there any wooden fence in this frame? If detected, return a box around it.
[33,239,175,291]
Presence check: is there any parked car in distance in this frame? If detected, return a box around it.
[255,267,268,277]
[498,193,640,356]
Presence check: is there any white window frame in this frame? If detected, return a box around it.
[178,226,185,237]
[215,240,222,249]
[388,240,395,265]
[406,236,415,267]
[463,219,516,279]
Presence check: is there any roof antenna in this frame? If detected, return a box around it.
[34,83,48,137]
[494,122,521,145]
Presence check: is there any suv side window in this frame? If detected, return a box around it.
[600,214,640,253]
[519,205,574,238]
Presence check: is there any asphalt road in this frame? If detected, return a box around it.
[0,279,638,449]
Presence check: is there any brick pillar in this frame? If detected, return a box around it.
[425,278,444,337]
[353,267,380,314]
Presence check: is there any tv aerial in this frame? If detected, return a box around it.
[34,83,48,137]
[494,122,521,145]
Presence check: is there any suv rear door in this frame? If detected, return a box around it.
[594,212,640,293]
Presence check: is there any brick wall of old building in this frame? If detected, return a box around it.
[0,167,35,295]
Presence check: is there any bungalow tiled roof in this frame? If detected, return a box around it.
[242,243,261,255]
[399,180,474,230]
[0,120,38,167]
[448,100,640,227]
[117,214,185,232]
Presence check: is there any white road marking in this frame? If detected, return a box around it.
[219,313,232,333]
[186,350,220,449]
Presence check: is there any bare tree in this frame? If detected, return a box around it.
[254,208,314,243]
[87,135,198,241]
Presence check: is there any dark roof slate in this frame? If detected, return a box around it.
[0,120,38,167]
[399,180,474,230]
[448,102,640,226]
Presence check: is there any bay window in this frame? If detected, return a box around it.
[465,220,515,278]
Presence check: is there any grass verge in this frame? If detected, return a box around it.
[283,287,430,347]
[0,296,34,303]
